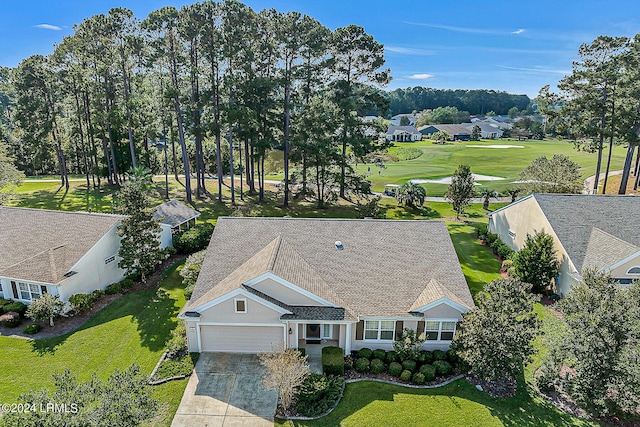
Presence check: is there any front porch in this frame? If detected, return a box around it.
[285,322,350,373]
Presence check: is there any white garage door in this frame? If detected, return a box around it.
[200,325,284,353]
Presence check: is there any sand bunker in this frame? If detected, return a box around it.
[466,144,524,149]
[411,174,505,185]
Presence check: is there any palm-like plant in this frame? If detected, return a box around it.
[480,188,498,210]
[396,181,427,208]
[126,166,153,191]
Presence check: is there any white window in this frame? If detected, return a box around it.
[626,266,640,275]
[234,298,247,313]
[105,255,116,265]
[322,324,332,339]
[508,229,516,238]
[364,320,395,341]
[425,320,457,341]
[18,282,42,301]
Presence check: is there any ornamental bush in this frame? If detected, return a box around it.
[357,348,373,360]
[370,358,385,374]
[433,349,447,361]
[372,349,386,361]
[322,346,345,376]
[402,359,417,373]
[412,372,426,385]
[173,223,214,254]
[295,373,345,417]
[23,323,42,335]
[3,301,27,315]
[69,293,95,314]
[433,360,452,376]
[421,350,434,364]
[386,350,398,363]
[399,370,412,382]
[419,364,436,381]
[354,357,370,373]
[105,282,123,295]
[388,362,403,377]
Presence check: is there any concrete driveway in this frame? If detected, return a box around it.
[171,353,278,427]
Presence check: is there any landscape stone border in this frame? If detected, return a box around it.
[147,350,192,386]
[279,374,464,421]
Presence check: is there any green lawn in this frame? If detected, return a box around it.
[0,260,189,427]
[360,138,628,195]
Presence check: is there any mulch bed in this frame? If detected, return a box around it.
[344,369,462,388]
[0,254,187,340]
[465,375,517,398]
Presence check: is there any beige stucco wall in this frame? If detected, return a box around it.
[250,277,322,306]
[489,197,576,296]
[423,303,464,320]
[608,253,640,280]
[198,295,283,323]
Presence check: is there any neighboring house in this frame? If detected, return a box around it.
[464,122,504,139]
[488,194,640,296]
[418,124,471,141]
[0,207,173,304]
[389,113,418,126]
[154,200,200,234]
[179,217,475,354]
[385,125,422,142]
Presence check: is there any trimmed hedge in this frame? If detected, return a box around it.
[23,323,42,335]
[68,292,102,314]
[370,358,385,374]
[295,373,345,417]
[357,348,373,360]
[3,302,27,315]
[399,370,412,382]
[419,364,436,381]
[433,360,453,376]
[420,350,433,364]
[386,350,398,363]
[354,357,370,373]
[105,282,123,295]
[322,346,345,376]
[372,349,386,361]
[402,359,417,373]
[433,349,447,361]
[388,362,402,377]
[173,223,214,254]
[412,372,426,385]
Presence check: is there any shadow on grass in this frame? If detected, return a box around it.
[31,261,185,356]
[286,376,596,427]
[12,185,115,213]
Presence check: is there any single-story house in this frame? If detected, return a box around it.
[488,194,640,296]
[418,124,471,141]
[179,217,475,354]
[464,122,504,139]
[0,206,173,304]
[154,200,200,234]
[385,125,422,142]
[389,114,419,126]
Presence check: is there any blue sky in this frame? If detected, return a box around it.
[2,0,639,97]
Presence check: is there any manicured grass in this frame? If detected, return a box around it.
[358,138,628,195]
[0,260,189,427]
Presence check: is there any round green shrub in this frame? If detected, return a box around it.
[354,357,370,373]
[388,362,403,377]
[446,349,459,364]
[399,370,412,382]
[433,360,452,376]
[91,289,105,299]
[120,278,135,290]
[370,358,385,374]
[421,350,434,364]
[357,348,373,360]
[69,293,94,314]
[3,302,27,315]
[105,282,123,295]
[412,372,426,385]
[402,359,417,373]
[419,364,436,381]
[386,350,398,363]
[372,349,386,361]
[23,323,42,335]
[0,298,13,308]
[433,349,446,361]
[173,223,214,254]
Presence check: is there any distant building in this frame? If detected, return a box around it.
[418,124,471,141]
[389,113,418,126]
[385,125,422,142]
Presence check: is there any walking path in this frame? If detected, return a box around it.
[582,170,623,194]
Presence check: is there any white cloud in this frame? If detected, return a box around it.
[496,65,570,75]
[407,73,434,80]
[403,21,497,35]
[34,24,61,31]
[512,29,526,35]
[385,46,436,55]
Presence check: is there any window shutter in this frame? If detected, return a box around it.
[417,320,425,335]
[355,320,364,340]
[395,320,404,339]
[40,285,48,294]
[11,281,18,299]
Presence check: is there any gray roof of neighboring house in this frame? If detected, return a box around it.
[533,194,640,271]
[185,217,474,319]
[0,207,124,284]
[153,200,200,228]
[386,125,421,135]
[465,122,504,134]
[423,124,472,136]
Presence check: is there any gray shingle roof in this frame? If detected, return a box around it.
[386,125,421,135]
[533,194,640,270]
[186,218,474,318]
[153,200,200,228]
[0,207,123,284]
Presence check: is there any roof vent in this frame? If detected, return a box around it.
[335,241,344,250]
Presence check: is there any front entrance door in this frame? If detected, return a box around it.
[306,324,321,342]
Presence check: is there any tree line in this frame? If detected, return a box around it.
[0,0,390,207]
[386,87,531,117]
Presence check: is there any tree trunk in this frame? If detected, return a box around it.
[602,94,616,194]
[229,85,235,205]
[592,84,608,194]
[618,143,635,194]
[284,81,291,207]
[169,36,191,204]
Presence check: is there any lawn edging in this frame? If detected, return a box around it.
[278,374,464,421]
